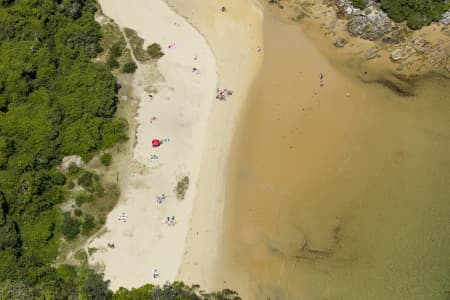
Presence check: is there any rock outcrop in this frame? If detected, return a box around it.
[440,10,450,26]
[335,0,394,40]
[390,45,416,61]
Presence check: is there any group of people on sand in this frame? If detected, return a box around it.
[163,216,176,226]
[156,193,167,204]
[216,88,233,101]
[152,268,160,279]
[118,211,128,223]
[319,72,325,87]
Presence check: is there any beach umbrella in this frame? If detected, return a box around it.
[152,139,161,147]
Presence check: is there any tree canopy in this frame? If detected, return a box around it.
[350,0,449,29]
[0,0,240,298]
[0,0,127,296]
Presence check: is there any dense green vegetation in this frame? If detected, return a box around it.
[147,43,164,59]
[100,153,112,166]
[0,0,240,298]
[112,283,241,300]
[122,61,138,74]
[350,0,449,29]
[380,0,449,29]
[350,0,366,10]
[0,0,125,297]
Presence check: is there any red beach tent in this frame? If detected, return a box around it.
[152,139,161,147]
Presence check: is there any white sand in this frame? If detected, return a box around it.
[167,0,264,291]
[90,0,216,289]
[89,0,263,292]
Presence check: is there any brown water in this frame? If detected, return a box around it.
[217,12,450,300]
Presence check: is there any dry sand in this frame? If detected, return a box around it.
[166,0,264,290]
[89,0,263,292]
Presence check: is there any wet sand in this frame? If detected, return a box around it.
[217,9,450,300]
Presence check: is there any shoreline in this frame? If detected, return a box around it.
[214,2,450,299]
[165,0,264,290]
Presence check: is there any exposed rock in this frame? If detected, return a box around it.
[347,9,394,40]
[334,37,348,47]
[411,38,431,53]
[391,45,416,61]
[59,155,85,172]
[445,46,450,57]
[382,27,410,44]
[440,11,450,26]
[365,47,378,59]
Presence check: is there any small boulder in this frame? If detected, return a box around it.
[334,37,348,48]
[365,47,378,59]
[440,11,450,26]
[391,45,416,61]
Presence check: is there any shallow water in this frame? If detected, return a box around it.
[218,12,450,300]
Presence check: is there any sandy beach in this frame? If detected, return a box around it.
[89,0,263,291]
[166,0,264,290]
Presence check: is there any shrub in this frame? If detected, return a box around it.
[74,209,83,217]
[110,42,123,58]
[67,163,80,175]
[88,247,98,255]
[380,0,448,29]
[78,171,94,191]
[52,173,66,185]
[174,176,189,200]
[81,214,96,236]
[122,62,137,73]
[67,181,75,189]
[147,43,164,59]
[74,249,87,262]
[100,153,112,166]
[351,0,366,10]
[75,193,94,207]
[106,55,119,69]
[61,212,81,240]
[93,183,105,198]
[123,27,149,61]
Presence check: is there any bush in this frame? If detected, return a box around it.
[93,182,105,198]
[380,0,448,29]
[52,173,66,185]
[67,163,80,176]
[61,212,81,240]
[67,181,75,189]
[74,209,83,217]
[81,214,96,236]
[122,62,137,73]
[100,153,112,166]
[74,249,87,262]
[174,176,189,200]
[78,171,94,191]
[351,0,366,9]
[147,43,164,59]
[75,193,94,207]
[106,55,119,69]
[123,28,149,61]
[110,42,123,58]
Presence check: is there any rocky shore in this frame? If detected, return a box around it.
[268,0,450,76]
